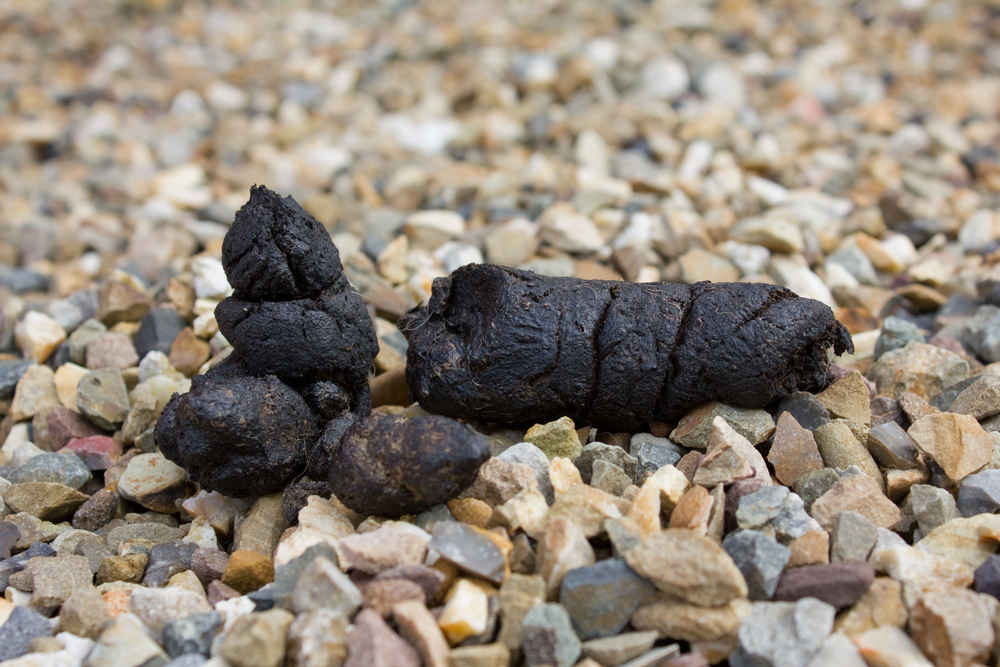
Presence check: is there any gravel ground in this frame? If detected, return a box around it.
[2,1,1000,666]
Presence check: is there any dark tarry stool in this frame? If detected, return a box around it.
[401,264,853,432]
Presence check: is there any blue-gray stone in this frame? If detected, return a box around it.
[874,316,926,360]
[0,541,56,589]
[46,289,98,332]
[8,452,91,490]
[0,360,31,399]
[736,486,790,529]
[629,434,684,481]
[0,606,55,661]
[559,558,657,639]
[266,542,340,610]
[974,555,1000,600]
[0,267,49,294]
[162,611,222,658]
[958,469,1000,517]
[723,530,791,600]
[522,603,581,667]
[963,306,1000,363]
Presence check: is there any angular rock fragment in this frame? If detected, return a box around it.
[403,265,851,430]
[772,562,875,609]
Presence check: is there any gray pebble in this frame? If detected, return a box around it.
[0,606,55,662]
[629,434,683,481]
[723,530,790,600]
[559,558,657,640]
[574,442,638,484]
[731,598,834,667]
[794,468,840,512]
[904,484,958,536]
[736,486,789,530]
[162,611,222,658]
[874,316,925,360]
[830,511,878,563]
[429,521,505,584]
[0,360,32,400]
[867,422,922,470]
[497,442,554,502]
[957,469,1000,517]
[143,541,198,587]
[522,603,582,667]
[8,452,92,490]
[775,393,830,431]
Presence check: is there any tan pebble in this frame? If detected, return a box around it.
[810,474,901,531]
[767,412,823,486]
[668,485,713,533]
[835,577,907,638]
[537,515,595,597]
[623,529,747,606]
[447,498,493,528]
[908,588,997,667]
[787,529,829,567]
[907,412,992,483]
[222,549,275,594]
[627,464,689,536]
[438,579,489,645]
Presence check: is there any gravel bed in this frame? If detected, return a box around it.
[1,1,1000,666]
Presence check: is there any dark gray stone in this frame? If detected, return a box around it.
[0,606,55,661]
[559,558,657,640]
[134,307,188,358]
[162,611,222,658]
[931,377,978,412]
[0,522,20,560]
[963,305,1000,363]
[775,392,830,431]
[867,422,921,470]
[266,542,340,610]
[429,521,505,584]
[0,267,49,294]
[0,360,31,399]
[974,554,1000,600]
[629,435,683,481]
[723,530,790,600]
[794,468,840,511]
[143,541,199,587]
[958,469,1000,517]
